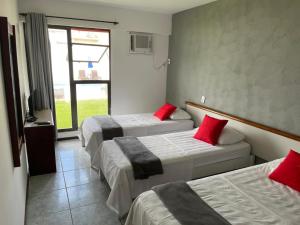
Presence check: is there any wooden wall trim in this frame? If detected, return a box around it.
[186,101,300,142]
[0,17,22,167]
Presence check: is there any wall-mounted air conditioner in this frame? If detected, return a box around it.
[129,32,153,54]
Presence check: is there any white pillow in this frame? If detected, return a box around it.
[218,127,245,145]
[170,108,191,120]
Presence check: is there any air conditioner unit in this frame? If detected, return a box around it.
[129,32,153,54]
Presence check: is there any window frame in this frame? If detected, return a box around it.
[48,25,111,132]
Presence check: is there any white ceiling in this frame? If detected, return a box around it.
[63,0,217,14]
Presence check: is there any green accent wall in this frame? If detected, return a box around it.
[167,0,300,135]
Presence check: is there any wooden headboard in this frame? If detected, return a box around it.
[185,101,300,161]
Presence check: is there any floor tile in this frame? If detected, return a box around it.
[67,182,108,209]
[64,168,99,187]
[59,148,89,161]
[55,153,60,160]
[56,140,82,152]
[28,172,65,196]
[26,189,69,218]
[26,210,72,225]
[26,139,120,225]
[71,202,120,225]
[61,157,91,171]
[56,160,62,172]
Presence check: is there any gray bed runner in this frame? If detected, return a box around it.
[152,182,231,225]
[114,136,163,179]
[94,116,124,140]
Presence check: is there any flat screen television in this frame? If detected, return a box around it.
[28,90,36,119]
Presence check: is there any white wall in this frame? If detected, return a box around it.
[0,0,28,225]
[18,0,172,114]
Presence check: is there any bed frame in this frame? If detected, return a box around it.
[186,101,300,161]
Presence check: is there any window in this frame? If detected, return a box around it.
[49,26,111,131]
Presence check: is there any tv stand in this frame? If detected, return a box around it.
[24,110,56,175]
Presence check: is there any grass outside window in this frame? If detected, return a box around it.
[55,99,108,129]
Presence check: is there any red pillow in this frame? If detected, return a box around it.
[154,103,177,120]
[193,115,228,145]
[269,149,300,192]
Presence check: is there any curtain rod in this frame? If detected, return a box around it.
[19,13,119,25]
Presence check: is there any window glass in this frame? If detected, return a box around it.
[73,48,110,80]
[72,44,108,62]
[76,83,108,125]
[49,29,72,129]
[71,28,109,46]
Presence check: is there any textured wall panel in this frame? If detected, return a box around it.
[167,0,300,135]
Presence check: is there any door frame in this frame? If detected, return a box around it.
[49,25,112,132]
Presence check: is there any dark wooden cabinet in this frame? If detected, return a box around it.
[24,110,56,176]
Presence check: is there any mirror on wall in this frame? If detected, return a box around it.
[0,16,24,167]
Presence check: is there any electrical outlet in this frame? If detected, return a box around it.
[167,58,171,64]
[201,96,206,104]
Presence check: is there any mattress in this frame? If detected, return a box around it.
[126,159,300,225]
[98,129,252,216]
[79,113,194,162]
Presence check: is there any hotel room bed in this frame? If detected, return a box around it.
[96,129,253,216]
[125,159,300,225]
[80,113,194,163]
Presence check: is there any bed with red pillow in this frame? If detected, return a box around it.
[80,103,194,163]
[95,115,253,216]
[126,150,300,225]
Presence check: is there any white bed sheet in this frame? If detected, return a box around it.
[98,129,251,216]
[79,113,194,162]
[126,159,300,225]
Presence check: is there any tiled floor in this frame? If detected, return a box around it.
[26,139,121,225]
